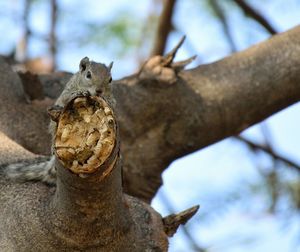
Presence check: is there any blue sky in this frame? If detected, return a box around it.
[0,0,300,251]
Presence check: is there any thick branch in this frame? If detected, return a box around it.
[116,26,300,201]
[0,57,51,155]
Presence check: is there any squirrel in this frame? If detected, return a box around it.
[4,57,114,185]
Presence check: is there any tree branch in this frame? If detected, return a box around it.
[118,26,300,201]
[236,136,300,172]
[210,0,237,52]
[50,0,58,71]
[151,0,177,56]
[233,0,277,35]
[0,57,51,155]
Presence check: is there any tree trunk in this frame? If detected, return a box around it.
[0,96,168,251]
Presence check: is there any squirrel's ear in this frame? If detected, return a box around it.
[108,61,113,71]
[79,57,89,72]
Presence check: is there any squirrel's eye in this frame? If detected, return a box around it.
[86,71,92,79]
[109,77,112,83]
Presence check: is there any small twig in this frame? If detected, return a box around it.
[159,191,205,251]
[259,123,280,213]
[171,55,197,72]
[260,122,274,150]
[162,35,186,66]
[163,205,200,237]
[210,0,237,52]
[236,136,300,172]
[233,0,277,35]
[50,0,58,71]
[151,0,177,56]
[21,0,31,61]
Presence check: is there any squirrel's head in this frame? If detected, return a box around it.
[79,56,113,96]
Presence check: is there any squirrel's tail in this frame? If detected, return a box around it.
[4,156,56,185]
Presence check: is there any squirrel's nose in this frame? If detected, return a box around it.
[96,89,103,96]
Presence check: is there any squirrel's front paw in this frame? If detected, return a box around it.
[71,90,91,99]
[80,90,91,96]
[47,105,63,122]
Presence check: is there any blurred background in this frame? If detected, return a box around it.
[0,0,300,251]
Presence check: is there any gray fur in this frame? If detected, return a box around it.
[3,156,56,185]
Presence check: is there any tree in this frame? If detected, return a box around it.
[0,0,299,251]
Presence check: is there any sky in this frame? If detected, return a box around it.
[0,0,300,251]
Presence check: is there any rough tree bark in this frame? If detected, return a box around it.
[118,25,300,201]
[0,96,170,251]
[0,25,300,249]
